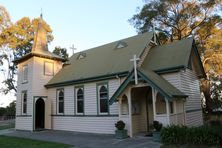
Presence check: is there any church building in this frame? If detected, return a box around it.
[14,16,205,137]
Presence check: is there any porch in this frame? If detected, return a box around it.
[117,83,186,137]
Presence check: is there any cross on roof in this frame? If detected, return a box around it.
[70,44,77,55]
[130,54,140,85]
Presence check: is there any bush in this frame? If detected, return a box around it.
[115,120,125,130]
[153,120,162,132]
[161,125,221,146]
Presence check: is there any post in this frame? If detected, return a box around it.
[126,87,133,137]
[166,99,170,125]
[152,88,156,121]
[118,98,122,120]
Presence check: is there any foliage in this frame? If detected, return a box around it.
[0,7,53,94]
[0,135,70,148]
[115,120,125,130]
[130,0,222,112]
[153,120,162,132]
[161,125,221,145]
[0,100,16,117]
[53,46,69,60]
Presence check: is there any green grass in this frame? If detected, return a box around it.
[0,135,71,148]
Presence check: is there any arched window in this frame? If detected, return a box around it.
[22,91,27,114]
[155,92,166,114]
[57,89,64,114]
[76,87,84,114]
[98,85,108,113]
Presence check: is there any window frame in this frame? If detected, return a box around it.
[75,86,84,115]
[22,65,28,83]
[57,89,64,114]
[21,91,27,115]
[44,61,54,76]
[97,83,109,115]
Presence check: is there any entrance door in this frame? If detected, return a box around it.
[35,98,45,130]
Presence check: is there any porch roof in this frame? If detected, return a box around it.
[109,68,187,105]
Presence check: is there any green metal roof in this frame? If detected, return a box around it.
[46,32,153,87]
[143,37,193,71]
[109,68,187,105]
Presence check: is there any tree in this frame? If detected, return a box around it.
[130,0,222,112]
[0,13,53,94]
[53,46,69,60]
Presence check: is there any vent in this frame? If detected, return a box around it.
[77,52,86,60]
[115,41,128,49]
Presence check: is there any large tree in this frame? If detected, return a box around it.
[0,9,53,94]
[53,46,69,60]
[130,0,222,112]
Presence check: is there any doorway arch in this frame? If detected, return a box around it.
[35,98,45,130]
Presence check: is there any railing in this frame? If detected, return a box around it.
[0,116,15,121]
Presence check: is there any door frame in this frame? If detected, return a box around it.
[33,96,47,131]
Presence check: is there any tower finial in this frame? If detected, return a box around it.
[40,8,43,19]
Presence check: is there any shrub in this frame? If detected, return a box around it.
[153,120,162,132]
[161,125,221,146]
[115,120,125,130]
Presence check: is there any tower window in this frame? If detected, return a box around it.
[22,91,27,114]
[22,65,28,83]
[44,61,54,76]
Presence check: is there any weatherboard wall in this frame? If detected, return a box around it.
[161,69,203,126]
[180,68,203,126]
[16,58,34,131]
[49,78,120,134]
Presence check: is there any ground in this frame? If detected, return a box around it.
[1,129,161,148]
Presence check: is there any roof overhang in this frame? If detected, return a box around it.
[13,52,66,64]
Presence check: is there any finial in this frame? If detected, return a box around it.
[40,8,43,19]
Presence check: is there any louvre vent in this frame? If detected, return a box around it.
[115,41,127,49]
[77,52,86,60]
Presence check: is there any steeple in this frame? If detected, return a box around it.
[32,14,48,52]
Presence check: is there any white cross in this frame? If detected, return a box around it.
[70,44,77,55]
[130,54,140,85]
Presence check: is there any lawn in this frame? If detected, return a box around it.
[0,135,70,148]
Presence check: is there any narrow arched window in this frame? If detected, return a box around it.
[76,87,84,114]
[98,85,108,114]
[57,89,64,114]
[156,92,166,114]
[22,91,27,114]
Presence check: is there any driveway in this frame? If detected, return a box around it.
[2,129,161,148]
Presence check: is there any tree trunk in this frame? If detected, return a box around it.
[202,79,212,113]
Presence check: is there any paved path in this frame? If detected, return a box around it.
[3,130,161,148]
[0,128,14,135]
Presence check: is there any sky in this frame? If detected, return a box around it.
[0,0,144,107]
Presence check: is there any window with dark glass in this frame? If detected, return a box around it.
[22,91,27,114]
[76,88,84,114]
[99,85,108,113]
[58,90,64,114]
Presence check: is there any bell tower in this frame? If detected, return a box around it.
[14,15,65,131]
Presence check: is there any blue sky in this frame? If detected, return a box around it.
[0,0,144,107]
[1,0,144,54]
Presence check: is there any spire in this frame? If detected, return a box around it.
[32,14,48,52]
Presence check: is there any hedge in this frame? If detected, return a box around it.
[161,125,222,145]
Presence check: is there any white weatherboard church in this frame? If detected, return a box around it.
[14,16,205,137]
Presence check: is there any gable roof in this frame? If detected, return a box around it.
[46,32,154,88]
[109,68,187,105]
[45,33,205,88]
[143,37,193,72]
